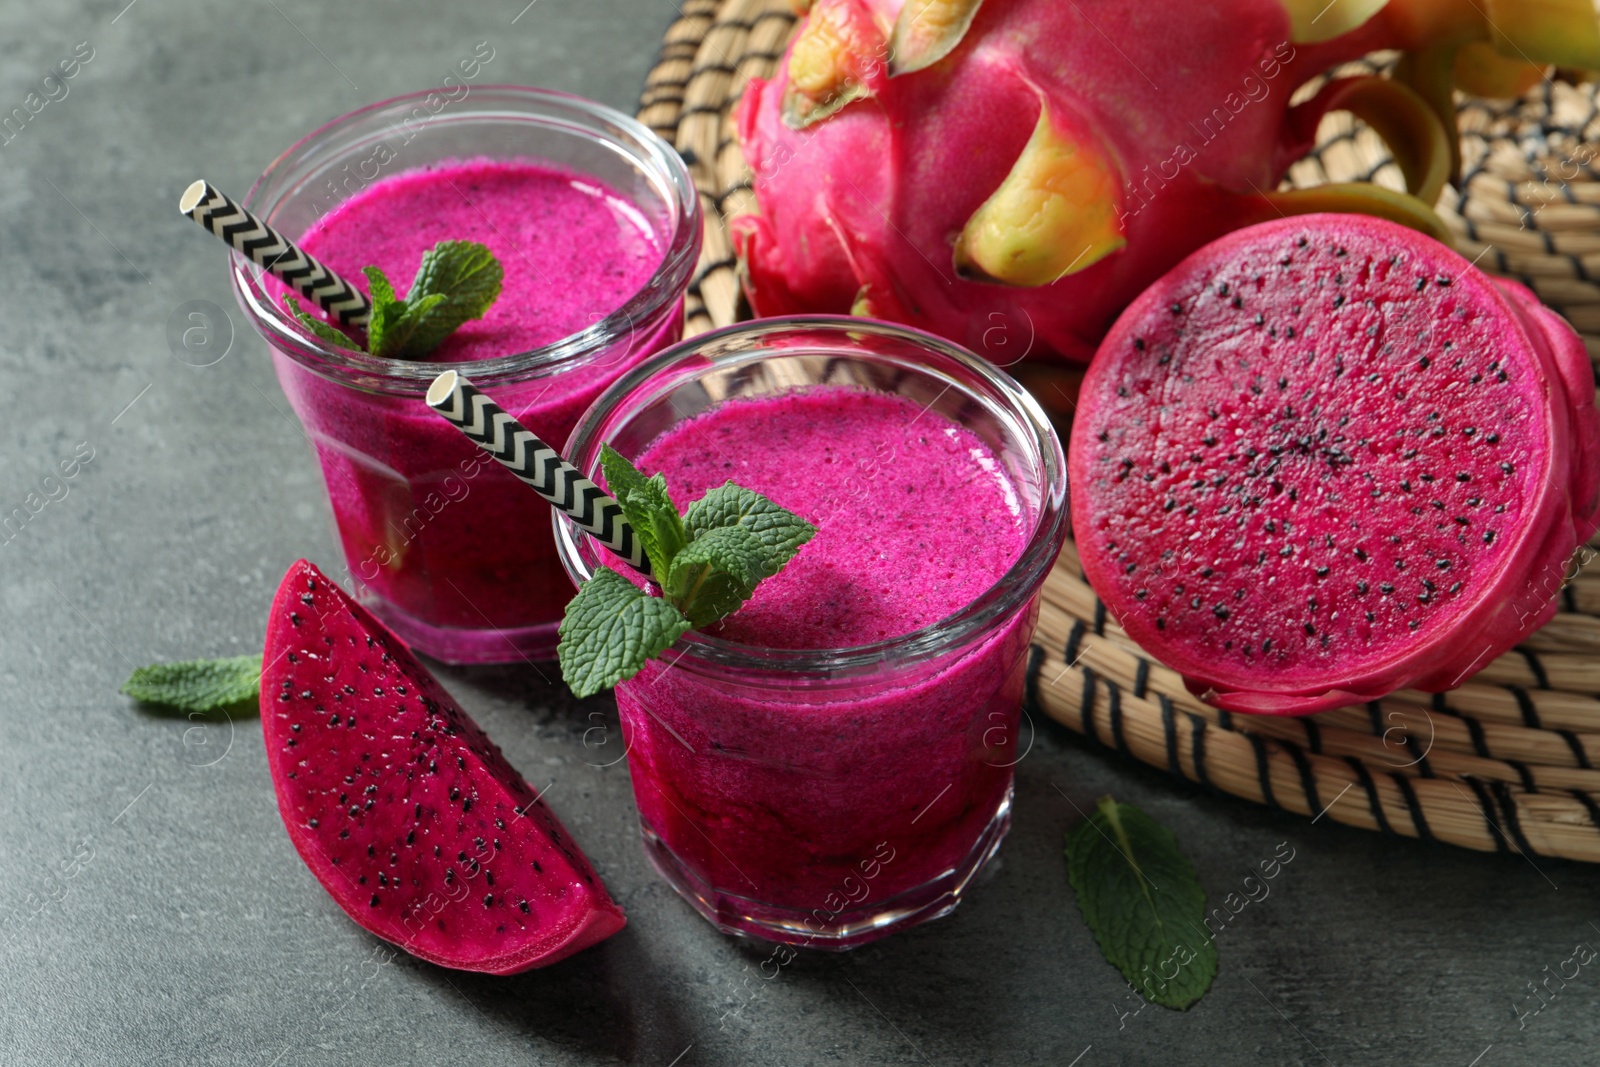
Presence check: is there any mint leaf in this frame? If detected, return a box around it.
[557,459,816,694]
[390,292,468,358]
[281,243,504,359]
[283,295,363,351]
[1065,796,1217,1010]
[363,264,400,310]
[625,482,690,576]
[120,654,262,717]
[684,483,816,575]
[373,291,450,359]
[601,445,687,574]
[664,523,768,628]
[394,240,504,358]
[599,442,653,501]
[363,265,410,359]
[411,240,503,313]
[557,567,691,698]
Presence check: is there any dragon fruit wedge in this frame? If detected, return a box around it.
[261,560,626,973]
[1068,214,1600,716]
[733,0,1600,363]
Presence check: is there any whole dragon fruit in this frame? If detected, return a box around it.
[732,0,1600,363]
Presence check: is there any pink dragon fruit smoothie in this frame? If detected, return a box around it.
[232,88,701,663]
[555,319,1069,947]
[270,161,665,636]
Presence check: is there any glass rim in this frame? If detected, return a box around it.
[229,85,702,389]
[554,315,1070,678]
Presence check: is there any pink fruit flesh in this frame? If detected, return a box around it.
[260,560,625,973]
[1069,214,1600,715]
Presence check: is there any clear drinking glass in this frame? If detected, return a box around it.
[231,87,701,663]
[555,317,1068,948]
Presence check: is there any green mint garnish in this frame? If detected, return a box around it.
[120,654,262,717]
[556,568,694,698]
[1064,795,1217,1010]
[397,239,504,355]
[281,239,504,360]
[663,523,769,629]
[557,446,817,698]
[283,295,363,351]
[683,483,819,568]
[601,445,689,579]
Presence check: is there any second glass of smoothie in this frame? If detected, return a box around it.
[556,318,1069,948]
[232,87,701,663]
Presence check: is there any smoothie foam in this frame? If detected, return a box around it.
[295,159,662,361]
[637,387,1027,646]
[616,387,1034,917]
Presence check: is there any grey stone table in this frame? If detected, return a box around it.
[1,1,1595,1063]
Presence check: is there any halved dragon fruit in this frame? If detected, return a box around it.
[733,0,1600,363]
[260,560,625,973]
[1069,214,1600,715]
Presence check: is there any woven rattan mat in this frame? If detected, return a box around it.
[638,0,1600,863]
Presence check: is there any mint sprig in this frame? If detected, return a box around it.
[557,446,817,698]
[281,240,504,360]
[601,446,689,580]
[684,483,818,568]
[1064,795,1217,1010]
[284,295,363,351]
[399,240,503,354]
[120,654,263,717]
[663,524,768,628]
[556,568,693,698]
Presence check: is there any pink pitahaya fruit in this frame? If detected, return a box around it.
[732,0,1600,363]
[261,560,625,973]
[1068,214,1600,715]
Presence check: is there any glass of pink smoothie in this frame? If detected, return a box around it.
[555,317,1068,948]
[231,87,701,663]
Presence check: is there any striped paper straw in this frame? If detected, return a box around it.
[425,370,653,578]
[178,179,371,328]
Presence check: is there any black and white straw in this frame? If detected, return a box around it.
[425,370,652,578]
[178,179,371,328]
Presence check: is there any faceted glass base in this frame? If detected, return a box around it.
[638,786,1012,950]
